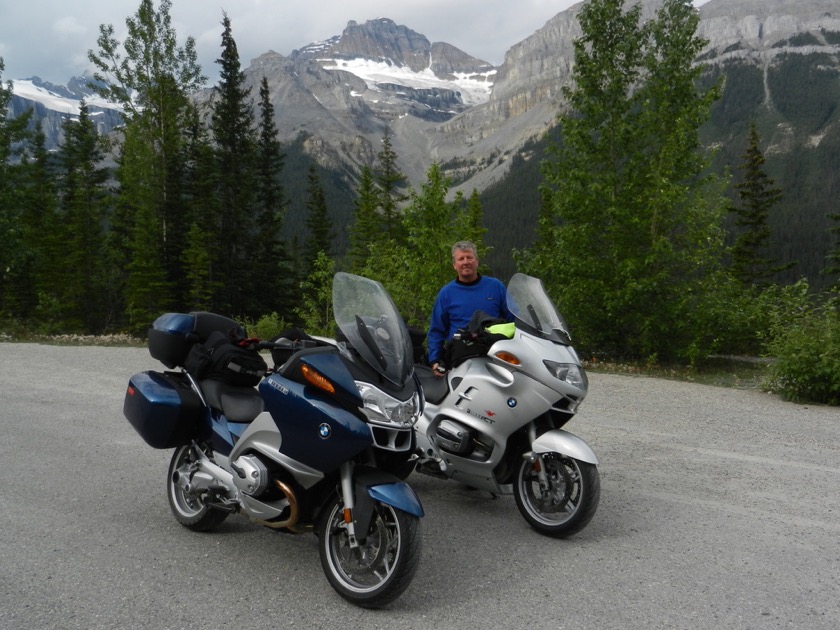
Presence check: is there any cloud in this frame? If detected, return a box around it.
[52,16,87,39]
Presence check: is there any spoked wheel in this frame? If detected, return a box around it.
[318,497,422,608]
[513,452,600,538]
[167,444,229,531]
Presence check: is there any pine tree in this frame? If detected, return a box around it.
[57,101,113,332]
[0,59,32,164]
[15,127,57,319]
[210,12,257,316]
[825,210,840,284]
[347,165,381,273]
[375,131,408,243]
[182,222,214,310]
[304,163,333,268]
[730,123,792,285]
[255,77,286,219]
[0,59,34,316]
[252,76,294,319]
[453,188,487,250]
[180,102,220,310]
[125,199,171,332]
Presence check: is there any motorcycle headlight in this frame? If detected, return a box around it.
[543,361,588,391]
[356,382,420,427]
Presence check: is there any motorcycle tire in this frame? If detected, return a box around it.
[513,452,600,538]
[167,444,229,532]
[318,496,422,608]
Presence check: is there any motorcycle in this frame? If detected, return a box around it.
[411,272,600,538]
[122,272,424,608]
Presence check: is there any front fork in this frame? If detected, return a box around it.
[334,460,424,550]
[338,461,361,548]
[524,423,550,491]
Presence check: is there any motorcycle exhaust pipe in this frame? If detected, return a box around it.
[256,480,302,531]
[193,456,303,531]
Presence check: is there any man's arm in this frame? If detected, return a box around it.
[426,292,448,365]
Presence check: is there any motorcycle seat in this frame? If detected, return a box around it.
[415,364,449,405]
[199,379,264,422]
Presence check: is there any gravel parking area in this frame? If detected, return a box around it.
[1,342,838,629]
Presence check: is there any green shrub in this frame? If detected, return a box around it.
[764,292,840,405]
[675,276,810,362]
[245,312,291,342]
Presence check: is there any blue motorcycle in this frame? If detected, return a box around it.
[123,273,424,608]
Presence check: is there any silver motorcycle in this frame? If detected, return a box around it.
[412,273,599,538]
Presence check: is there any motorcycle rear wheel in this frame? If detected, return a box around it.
[513,452,599,538]
[167,444,229,532]
[318,497,422,608]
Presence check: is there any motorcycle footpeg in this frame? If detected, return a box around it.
[416,460,447,478]
[204,485,237,511]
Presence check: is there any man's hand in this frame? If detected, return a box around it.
[432,363,446,377]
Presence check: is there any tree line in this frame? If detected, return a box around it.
[1,0,839,404]
[2,5,307,334]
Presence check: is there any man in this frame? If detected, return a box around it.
[427,241,512,375]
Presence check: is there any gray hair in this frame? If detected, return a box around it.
[451,240,477,260]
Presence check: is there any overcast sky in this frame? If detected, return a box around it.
[1,0,712,86]
[0,0,582,85]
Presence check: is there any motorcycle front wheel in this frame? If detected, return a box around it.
[167,444,229,532]
[318,497,422,608]
[513,452,600,538]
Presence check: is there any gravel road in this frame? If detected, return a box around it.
[1,342,838,629]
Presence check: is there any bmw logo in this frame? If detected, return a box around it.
[507,398,517,408]
[318,423,332,439]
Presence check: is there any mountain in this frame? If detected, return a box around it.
[234,0,840,195]
[227,12,582,190]
[11,1,837,184]
[7,75,124,151]
[226,17,497,179]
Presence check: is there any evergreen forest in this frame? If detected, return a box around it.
[2,0,840,405]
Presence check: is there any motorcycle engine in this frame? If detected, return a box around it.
[433,418,495,461]
[434,419,474,454]
[231,454,269,496]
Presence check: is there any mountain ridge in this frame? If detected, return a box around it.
[6,0,839,195]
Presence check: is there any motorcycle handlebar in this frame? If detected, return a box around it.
[253,338,324,351]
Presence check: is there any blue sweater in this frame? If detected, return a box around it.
[426,275,512,364]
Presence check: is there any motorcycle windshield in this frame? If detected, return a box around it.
[332,272,413,387]
[506,273,573,344]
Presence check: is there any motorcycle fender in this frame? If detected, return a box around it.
[367,482,425,518]
[531,429,599,465]
[351,468,424,543]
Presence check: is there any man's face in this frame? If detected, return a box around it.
[453,249,478,282]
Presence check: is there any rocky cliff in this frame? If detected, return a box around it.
[243,0,840,192]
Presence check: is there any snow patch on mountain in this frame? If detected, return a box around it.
[13,80,123,116]
[319,57,495,106]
